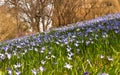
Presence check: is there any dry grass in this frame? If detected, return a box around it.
[0,6,17,41]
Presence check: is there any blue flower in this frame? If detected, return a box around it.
[83,71,89,75]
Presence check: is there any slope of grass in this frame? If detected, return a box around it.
[0,13,120,75]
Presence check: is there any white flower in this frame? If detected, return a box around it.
[91,41,94,44]
[0,53,5,60]
[74,43,79,47]
[76,28,80,31]
[7,68,12,75]
[100,55,104,59]
[14,63,22,68]
[16,70,21,75]
[40,50,44,53]
[24,49,28,53]
[17,45,21,48]
[65,41,68,45]
[6,53,11,59]
[86,41,90,45]
[56,42,59,45]
[39,66,44,72]
[48,51,52,55]
[64,63,72,69]
[51,55,56,58]
[23,49,28,55]
[35,48,38,52]
[72,35,76,38]
[68,52,74,57]
[40,47,46,53]
[45,56,50,59]
[67,47,71,52]
[13,51,17,56]
[41,60,46,65]
[8,70,12,75]
[87,59,91,64]
[101,73,109,75]
[67,56,72,60]
[41,47,45,50]
[107,56,113,61]
[31,68,37,75]
[102,34,108,38]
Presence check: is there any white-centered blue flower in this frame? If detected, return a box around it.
[39,66,45,72]
[31,68,37,75]
[16,70,21,75]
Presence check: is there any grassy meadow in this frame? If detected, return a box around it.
[0,13,120,75]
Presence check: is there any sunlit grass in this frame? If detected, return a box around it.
[0,13,120,75]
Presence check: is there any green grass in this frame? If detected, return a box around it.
[0,15,120,75]
[0,30,120,75]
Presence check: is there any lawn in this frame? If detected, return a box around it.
[0,13,120,75]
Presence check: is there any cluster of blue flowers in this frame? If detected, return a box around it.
[0,13,120,74]
[0,13,120,51]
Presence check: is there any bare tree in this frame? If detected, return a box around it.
[52,0,100,27]
[4,0,120,32]
[52,0,82,27]
[5,0,53,32]
[52,0,120,27]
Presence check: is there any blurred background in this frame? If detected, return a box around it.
[0,0,120,41]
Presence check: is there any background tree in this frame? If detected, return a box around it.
[52,0,120,27]
[0,0,120,41]
[52,0,82,27]
[5,0,53,32]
